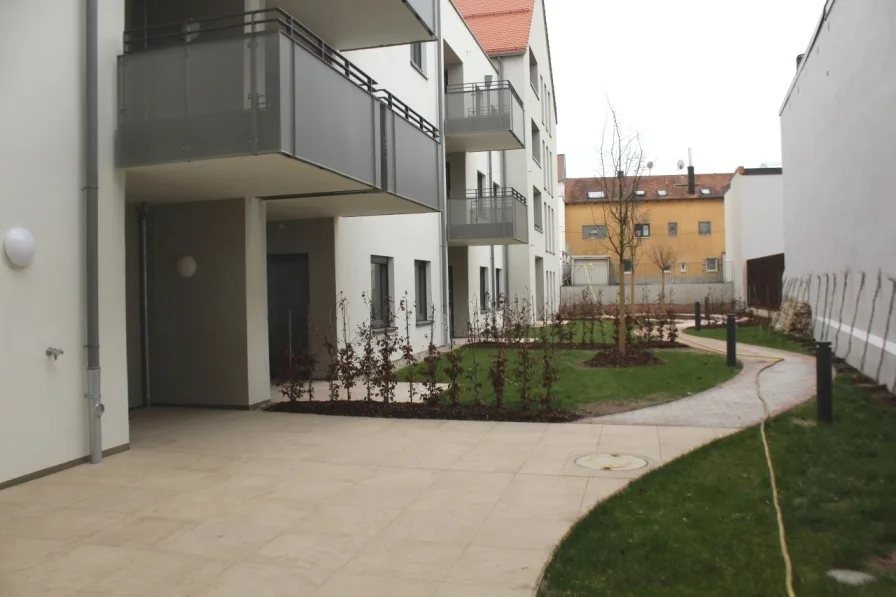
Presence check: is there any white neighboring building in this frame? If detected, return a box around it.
[780,0,896,390]
[724,166,784,307]
[0,0,560,486]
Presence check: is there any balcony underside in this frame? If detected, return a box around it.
[272,0,435,50]
[125,153,437,219]
[445,129,525,153]
[448,223,527,246]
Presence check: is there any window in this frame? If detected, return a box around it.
[533,187,543,231]
[495,268,503,306]
[635,190,646,197]
[668,222,678,237]
[493,181,500,197]
[704,258,719,272]
[623,259,633,274]
[663,265,672,274]
[582,225,607,239]
[657,189,667,197]
[445,161,451,195]
[529,50,539,95]
[634,223,650,238]
[700,188,711,195]
[679,263,688,273]
[477,171,486,197]
[531,120,541,164]
[410,43,425,75]
[541,77,546,123]
[586,190,605,200]
[479,267,489,311]
[370,256,392,327]
[698,221,712,236]
[414,260,429,321]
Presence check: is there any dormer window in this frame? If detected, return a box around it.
[657,190,667,197]
[635,190,646,197]
[586,191,604,200]
[700,188,711,195]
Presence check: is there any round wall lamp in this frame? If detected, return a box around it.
[3,227,36,268]
[176,255,197,279]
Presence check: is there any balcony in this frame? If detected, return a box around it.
[272,0,435,50]
[444,81,525,153]
[118,9,440,218]
[447,188,529,246]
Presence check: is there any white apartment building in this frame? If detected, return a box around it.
[0,0,559,486]
[724,166,784,307]
[780,0,896,390]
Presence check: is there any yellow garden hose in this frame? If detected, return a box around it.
[685,334,796,597]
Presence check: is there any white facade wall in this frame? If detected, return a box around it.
[0,0,129,484]
[780,0,896,389]
[501,0,561,315]
[724,170,784,301]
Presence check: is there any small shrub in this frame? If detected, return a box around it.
[422,321,441,405]
[444,350,464,407]
[337,295,359,400]
[515,341,537,409]
[399,294,417,402]
[489,345,508,408]
[539,334,559,409]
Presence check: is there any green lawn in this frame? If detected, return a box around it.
[538,372,896,596]
[685,324,811,354]
[397,348,739,413]
[526,320,617,343]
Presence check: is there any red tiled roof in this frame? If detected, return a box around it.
[455,0,534,55]
[564,173,735,204]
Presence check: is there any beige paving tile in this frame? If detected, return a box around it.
[0,577,77,597]
[581,476,630,508]
[294,504,401,538]
[313,572,438,597]
[472,515,572,551]
[224,498,315,529]
[192,473,283,499]
[325,480,425,509]
[255,531,370,571]
[0,536,67,575]
[450,442,534,473]
[434,582,533,597]
[267,477,355,503]
[0,507,125,541]
[482,422,549,444]
[135,490,245,522]
[360,466,444,488]
[446,545,548,591]
[195,562,329,597]
[6,544,134,591]
[491,475,587,521]
[399,441,475,469]
[159,516,285,560]
[519,446,573,475]
[0,481,105,507]
[83,515,195,549]
[409,471,514,511]
[381,506,493,544]
[126,469,227,492]
[90,550,229,597]
[344,536,467,581]
[67,484,177,514]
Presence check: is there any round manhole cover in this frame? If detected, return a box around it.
[575,453,649,471]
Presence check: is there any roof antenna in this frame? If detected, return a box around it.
[646,160,654,176]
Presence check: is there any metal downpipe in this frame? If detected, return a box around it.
[435,0,450,347]
[86,0,103,464]
[138,204,151,408]
[498,58,510,300]
[488,151,496,302]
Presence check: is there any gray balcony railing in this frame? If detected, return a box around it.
[118,9,439,209]
[444,81,525,150]
[447,188,529,246]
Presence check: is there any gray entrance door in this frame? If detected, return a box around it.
[267,254,310,381]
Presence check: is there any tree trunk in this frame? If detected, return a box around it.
[660,275,666,311]
[629,249,636,315]
[618,260,626,354]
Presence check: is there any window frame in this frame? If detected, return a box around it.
[623,259,633,275]
[698,221,712,236]
[704,257,719,273]
[495,268,503,308]
[667,222,678,237]
[634,223,651,238]
[479,266,489,311]
[582,224,608,240]
[370,256,392,328]
[410,42,425,76]
[679,262,688,273]
[414,260,429,322]
[533,187,543,232]
[531,120,541,165]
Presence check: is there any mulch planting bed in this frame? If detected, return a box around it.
[582,348,664,368]
[266,400,584,423]
[467,341,687,350]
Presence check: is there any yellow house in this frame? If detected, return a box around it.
[563,172,733,286]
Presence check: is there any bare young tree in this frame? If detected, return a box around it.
[589,103,647,354]
[647,245,678,310]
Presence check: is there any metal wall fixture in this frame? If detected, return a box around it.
[46,347,64,361]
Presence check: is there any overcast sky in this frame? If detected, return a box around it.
[547,0,822,177]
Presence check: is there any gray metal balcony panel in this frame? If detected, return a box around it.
[271,0,435,50]
[447,189,529,246]
[445,81,525,153]
[118,11,439,212]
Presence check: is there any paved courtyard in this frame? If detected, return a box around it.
[0,337,815,596]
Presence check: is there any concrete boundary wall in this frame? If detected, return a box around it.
[561,283,733,307]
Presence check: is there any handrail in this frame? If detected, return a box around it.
[448,187,527,204]
[122,8,439,139]
[445,80,523,107]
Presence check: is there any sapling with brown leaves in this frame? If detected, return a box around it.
[539,331,560,410]
[375,324,400,403]
[489,344,508,409]
[422,317,442,405]
[444,349,464,407]
[514,340,537,409]
[337,295,359,400]
[399,294,417,402]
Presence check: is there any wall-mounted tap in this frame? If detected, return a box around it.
[46,347,64,361]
